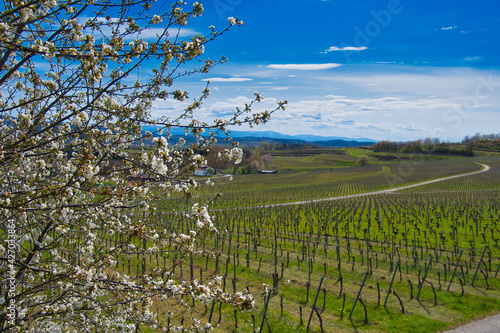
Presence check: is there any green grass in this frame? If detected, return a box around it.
[346,148,372,158]
[272,153,360,170]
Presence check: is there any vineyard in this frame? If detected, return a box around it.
[83,154,500,332]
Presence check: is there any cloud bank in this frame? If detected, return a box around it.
[266,63,342,70]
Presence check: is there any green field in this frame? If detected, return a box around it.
[110,151,500,332]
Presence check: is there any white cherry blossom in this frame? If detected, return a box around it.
[0,0,286,331]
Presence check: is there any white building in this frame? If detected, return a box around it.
[194,166,214,176]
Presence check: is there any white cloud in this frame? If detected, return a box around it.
[396,124,424,131]
[465,56,482,62]
[318,69,500,99]
[135,27,199,39]
[84,16,200,40]
[322,46,367,53]
[325,94,347,99]
[266,63,342,70]
[272,93,463,137]
[208,96,277,114]
[270,87,289,91]
[335,119,355,125]
[292,96,399,115]
[202,77,253,82]
[167,28,200,37]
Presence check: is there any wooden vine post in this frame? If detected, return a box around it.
[383,260,400,308]
[306,276,325,332]
[416,256,433,300]
[349,271,369,321]
[447,249,463,291]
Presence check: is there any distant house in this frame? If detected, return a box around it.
[258,168,278,174]
[194,166,214,176]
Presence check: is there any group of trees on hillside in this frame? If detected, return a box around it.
[201,146,274,174]
[371,138,474,156]
[463,133,500,142]
[463,133,500,152]
[259,141,320,150]
[371,134,500,156]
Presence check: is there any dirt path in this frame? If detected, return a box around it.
[443,312,500,333]
[245,163,490,209]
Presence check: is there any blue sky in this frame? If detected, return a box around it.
[152,0,500,141]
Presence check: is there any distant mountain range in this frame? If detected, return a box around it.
[226,130,376,143]
[141,126,376,148]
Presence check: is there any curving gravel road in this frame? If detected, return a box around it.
[443,312,500,333]
[251,163,490,209]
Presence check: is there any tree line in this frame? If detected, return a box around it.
[369,135,499,156]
